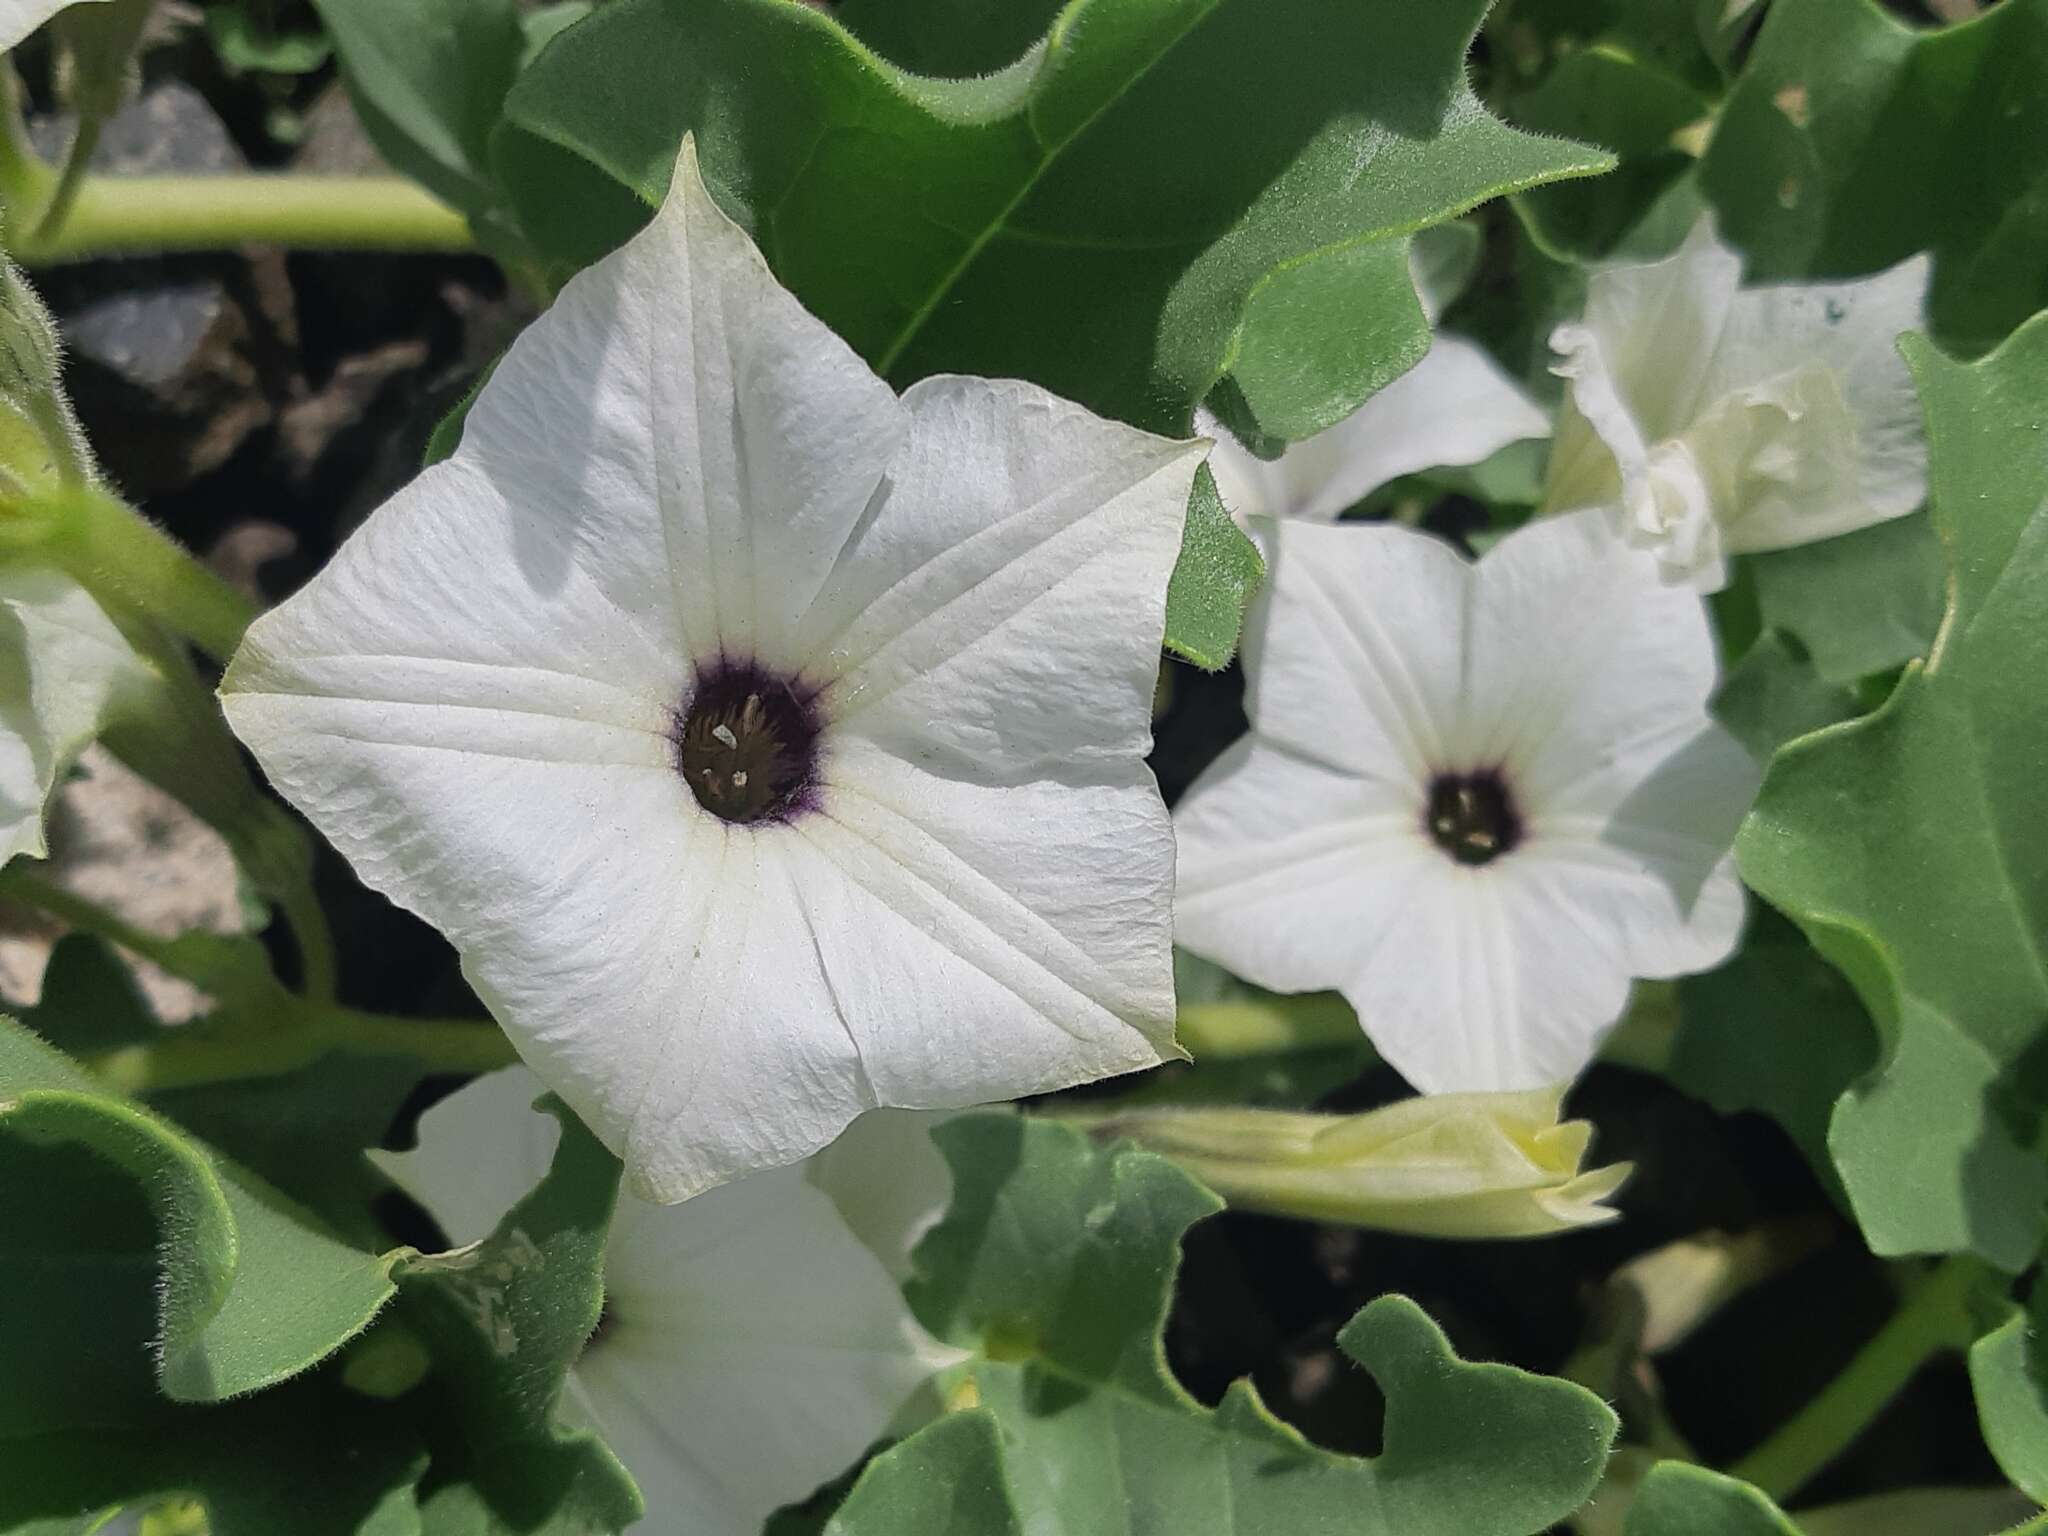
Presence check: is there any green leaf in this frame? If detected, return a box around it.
[309,0,525,236]
[1734,312,2048,1270]
[0,1016,405,1402]
[495,0,1608,662]
[0,1102,427,1534]
[18,934,159,1056]
[1749,513,1946,686]
[205,2,334,75]
[396,1096,641,1534]
[1671,909,1874,1207]
[822,1411,1022,1536]
[1624,1462,1801,1535]
[1163,463,1264,670]
[907,1114,1618,1534]
[1969,1277,2048,1504]
[0,1374,428,1536]
[1699,0,2048,352]
[1509,47,1711,259]
[1711,631,1860,762]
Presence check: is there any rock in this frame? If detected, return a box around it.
[0,747,246,1024]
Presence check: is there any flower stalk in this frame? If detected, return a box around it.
[1728,1255,1990,1502]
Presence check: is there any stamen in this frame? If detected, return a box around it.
[1424,769,1522,867]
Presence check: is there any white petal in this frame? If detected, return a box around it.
[1203,339,1545,526]
[1460,508,1726,801]
[591,1164,959,1535]
[791,737,1177,1105]
[1243,516,1469,787]
[0,564,146,864]
[385,1070,957,1536]
[1703,253,1930,549]
[372,1067,562,1247]
[1174,735,1428,999]
[803,1108,956,1283]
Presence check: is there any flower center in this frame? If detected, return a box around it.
[676,660,820,825]
[1425,770,1521,866]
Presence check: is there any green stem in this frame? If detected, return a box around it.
[8,484,257,661]
[30,114,101,244]
[1728,1255,1987,1502]
[9,174,474,265]
[88,1005,517,1096]
[0,863,512,1090]
[0,861,189,979]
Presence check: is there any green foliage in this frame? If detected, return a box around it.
[1711,631,1859,763]
[395,1098,641,1534]
[1970,1277,2048,1505]
[307,0,528,253]
[902,1114,1619,1534]
[1749,513,1946,687]
[1700,0,2048,353]
[0,1015,405,1403]
[1624,1463,1801,1535]
[1736,312,2048,1271]
[823,1412,1022,1536]
[494,0,1608,662]
[1671,910,1872,1207]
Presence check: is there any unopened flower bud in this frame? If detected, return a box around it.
[1087,1087,1629,1239]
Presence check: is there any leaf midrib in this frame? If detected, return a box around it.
[872,0,1226,376]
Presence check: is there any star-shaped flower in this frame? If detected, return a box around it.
[1172,508,1758,1094]
[1544,221,1929,589]
[1,563,148,864]
[378,1069,963,1535]
[221,139,1205,1203]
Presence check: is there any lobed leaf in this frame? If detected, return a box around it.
[0,1015,405,1403]
[1700,0,2048,352]
[902,1114,1618,1535]
[1623,1462,1801,1535]
[1735,311,2048,1269]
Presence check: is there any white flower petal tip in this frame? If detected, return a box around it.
[0,563,151,866]
[1089,1086,1629,1239]
[1203,333,1547,527]
[1171,507,1760,1097]
[221,134,1200,1205]
[378,1070,965,1536]
[1544,219,1931,590]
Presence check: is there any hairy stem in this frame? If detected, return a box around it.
[1728,1255,1987,1502]
[9,173,474,264]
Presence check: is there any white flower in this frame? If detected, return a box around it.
[378,1070,964,1536]
[1204,253,1547,524]
[1172,508,1757,1095]
[1,563,148,865]
[220,138,1204,1203]
[1545,220,1929,589]
[0,0,107,54]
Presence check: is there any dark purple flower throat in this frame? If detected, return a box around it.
[674,659,821,825]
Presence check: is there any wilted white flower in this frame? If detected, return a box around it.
[1205,260,1547,524]
[1545,221,1929,588]
[379,1071,963,1535]
[0,0,107,54]
[221,139,1203,1203]
[1085,1086,1629,1238]
[1173,508,1757,1095]
[0,563,148,864]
